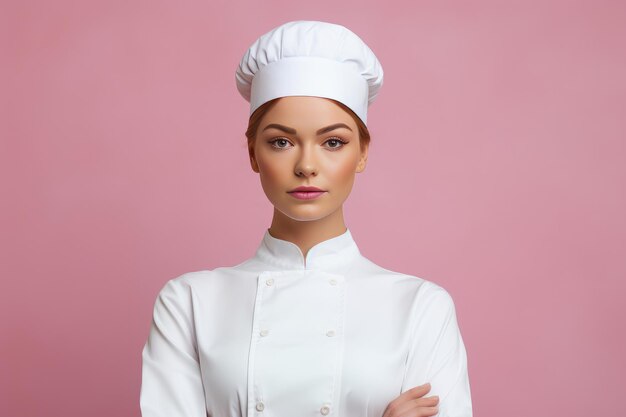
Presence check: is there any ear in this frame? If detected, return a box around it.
[249,142,260,173]
[356,141,369,173]
[248,140,259,173]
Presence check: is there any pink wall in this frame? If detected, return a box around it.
[2,1,625,416]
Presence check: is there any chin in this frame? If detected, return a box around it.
[277,205,334,222]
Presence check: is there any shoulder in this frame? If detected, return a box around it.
[356,255,426,284]
[361,256,459,320]
[153,264,250,303]
[151,269,219,306]
[355,256,458,312]
[417,279,455,302]
[358,256,450,294]
[368,253,456,308]
[147,271,220,328]
[404,280,462,340]
[415,280,457,316]
[158,269,211,291]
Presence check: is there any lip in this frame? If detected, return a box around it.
[289,186,325,192]
[288,191,326,200]
[287,186,327,200]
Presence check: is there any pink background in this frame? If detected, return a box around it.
[2,0,625,416]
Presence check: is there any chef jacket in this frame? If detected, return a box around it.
[140,228,472,417]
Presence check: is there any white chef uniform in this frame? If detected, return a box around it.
[140,228,473,416]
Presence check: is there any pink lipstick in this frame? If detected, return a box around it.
[288,186,327,200]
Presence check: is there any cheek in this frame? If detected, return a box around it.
[327,156,357,190]
[258,156,289,190]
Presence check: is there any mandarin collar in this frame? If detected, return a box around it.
[253,227,361,272]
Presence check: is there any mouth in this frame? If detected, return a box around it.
[289,186,325,192]
[287,190,327,200]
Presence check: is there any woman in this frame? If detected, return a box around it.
[140,20,473,417]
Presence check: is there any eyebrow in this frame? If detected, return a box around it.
[261,122,353,135]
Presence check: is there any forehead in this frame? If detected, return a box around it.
[260,96,356,130]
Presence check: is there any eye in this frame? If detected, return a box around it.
[268,137,293,149]
[324,137,348,150]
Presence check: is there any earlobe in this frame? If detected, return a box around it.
[356,145,368,173]
[356,156,367,173]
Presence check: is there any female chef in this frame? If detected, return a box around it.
[140,20,473,417]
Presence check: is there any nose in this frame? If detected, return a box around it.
[294,144,318,177]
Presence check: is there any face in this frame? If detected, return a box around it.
[250,96,368,222]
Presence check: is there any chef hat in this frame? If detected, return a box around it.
[235,20,384,125]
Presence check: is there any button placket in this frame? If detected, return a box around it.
[247,272,273,417]
[325,273,346,417]
[260,275,274,340]
[248,271,346,416]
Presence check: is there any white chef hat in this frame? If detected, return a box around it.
[235,20,384,125]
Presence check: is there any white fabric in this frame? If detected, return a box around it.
[140,228,473,417]
[235,20,384,125]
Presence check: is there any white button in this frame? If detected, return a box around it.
[260,329,269,337]
[326,330,336,337]
[320,405,330,415]
[329,279,337,285]
[256,401,265,411]
[266,278,274,286]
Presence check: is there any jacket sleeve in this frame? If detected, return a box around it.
[400,281,473,417]
[140,276,207,417]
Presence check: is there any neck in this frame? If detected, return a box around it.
[268,207,347,259]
